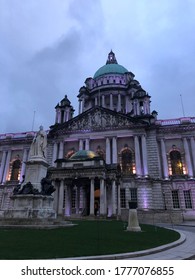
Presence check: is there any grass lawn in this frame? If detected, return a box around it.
[0,220,180,259]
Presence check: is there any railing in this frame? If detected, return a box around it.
[155,117,195,126]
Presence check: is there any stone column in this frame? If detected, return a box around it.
[110,94,113,110]
[0,151,7,183]
[52,142,58,166]
[2,150,12,183]
[183,137,193,178]
[81,98,85,112]
[190,137,195,175]
[58,180,64,216]
[106,138,111,164]
[79,99,82,114]
[125,95,129,113]
[160,139,169,179]
[112,137,117,164]
[117,93,121,112]
[57,110,61,124]
[90,178,95,215]
[141,135,148,177]
[95,96,98,106]
[65,184,71,216]
[100,178,105,215]
[58,141,64,159]
[19,148,28,182]
[85,138,90,150]
[79,139,83,150]
[76,186,80,214]
[102,95,105,107]
[112,180,116,216]
[134,136,142,177]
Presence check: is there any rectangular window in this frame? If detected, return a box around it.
[184,190,192,209]
[120,188,126,208]
[172,190,180,209]
[130,188,137,202]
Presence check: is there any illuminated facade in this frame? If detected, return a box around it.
[0,51,195,223]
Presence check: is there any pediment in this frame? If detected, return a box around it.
[64,107,144,132]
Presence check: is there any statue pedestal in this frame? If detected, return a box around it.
[5,195,56,219]
[24,158,49,192]
[126,209,141,232]
[4,156,57,221]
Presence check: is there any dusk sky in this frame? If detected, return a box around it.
[1,0,195,133]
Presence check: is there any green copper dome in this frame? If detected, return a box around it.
[70,150,99,160]
[93,50,128,79]
[93,63,128,79]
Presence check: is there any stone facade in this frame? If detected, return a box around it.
[0,51,195,223]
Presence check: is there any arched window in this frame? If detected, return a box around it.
[170,150,183,175]
[10,159,21,181]
[120,146,134,174]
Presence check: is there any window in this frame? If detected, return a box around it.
[120,146,134,174]
[129,188,138,209]
[130,188,137,202]
[10,159,21,181]
[184,190,192,209]
[172,190,180,208]
[170,150,183,175]
[120,189,126,208]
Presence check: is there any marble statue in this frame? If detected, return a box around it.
[29,125,47,159]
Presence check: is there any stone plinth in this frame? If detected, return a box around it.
[5,195,56,219]
[126,209,141,232]
[24,159,49,192]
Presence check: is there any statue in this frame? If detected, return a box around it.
[40,177,56,196]
[29,125,47,159]
[13,182,39,195]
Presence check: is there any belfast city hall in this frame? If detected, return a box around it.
[0,51,195,223]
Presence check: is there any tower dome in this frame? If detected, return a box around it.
[93,50,128,79]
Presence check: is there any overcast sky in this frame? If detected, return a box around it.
[1,0,195,133]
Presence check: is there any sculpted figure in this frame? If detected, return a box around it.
[29,125,47,159]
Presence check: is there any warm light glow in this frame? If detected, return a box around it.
[177,162,182,168]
